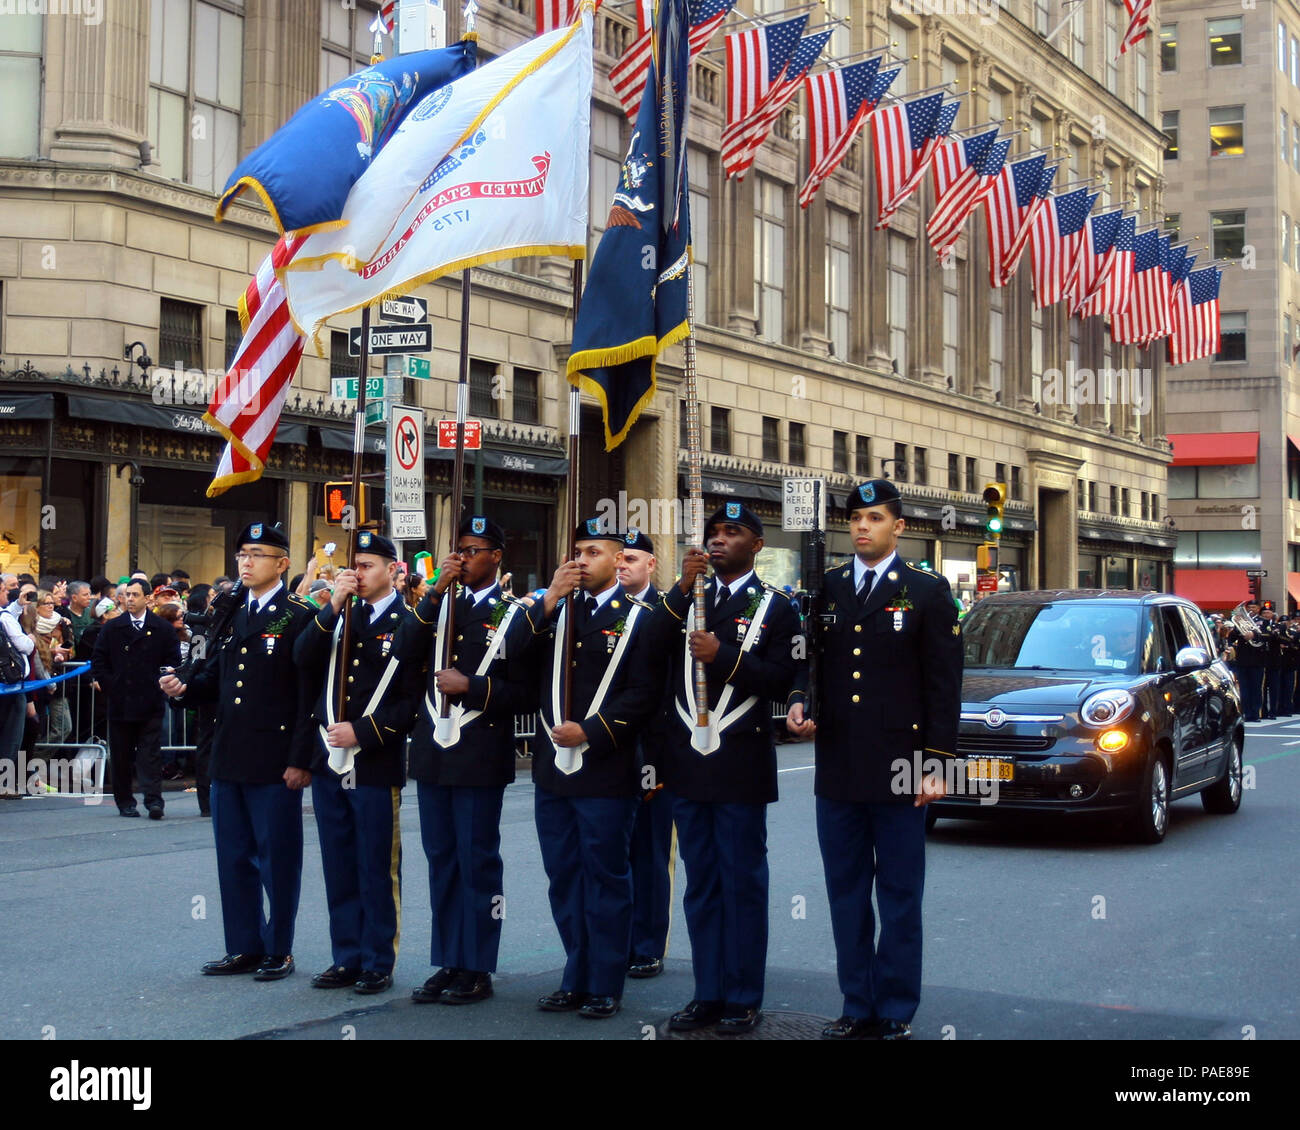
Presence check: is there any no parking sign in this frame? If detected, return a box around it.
[388,404,425,539]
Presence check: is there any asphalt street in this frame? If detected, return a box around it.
[1,728,1295,1041]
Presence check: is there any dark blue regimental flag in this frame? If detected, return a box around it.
[566,0,692,450]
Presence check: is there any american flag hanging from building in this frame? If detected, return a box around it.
[925,127,1006,259]
[1167,267,1222,364]
[1067,209,1124,313]
[1110,226,1161,342]
[1029,187,1097,308]
[1119,0,1154,56]
[1081,214,1136,317]
[983,153,1050,287]
[1144,235,1176,343]
[799,60,899,208]
[871,92,948,229]
[205,234,306,497]
[609,0,736,120]
[537,0,603,36]
[725,28,831,179]
[720,15,808,177]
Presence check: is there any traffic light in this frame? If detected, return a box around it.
[976,543,993,572]
[982,482,1007,541]
[323,481,369,527]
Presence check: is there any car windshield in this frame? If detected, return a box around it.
[962,602,1144,674]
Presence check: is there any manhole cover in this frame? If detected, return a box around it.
[658,1010,831,1040]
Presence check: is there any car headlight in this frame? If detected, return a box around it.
[1080,688,1135,727]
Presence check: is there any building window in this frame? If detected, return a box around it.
[689,149,711,325]
[1077,480,1085,509]
[1292,123,1299,172]
[913,447,927,487]
[513,368,540,424]
[1141,491,1151,520]
[1211,210,1246,260]
[710,407,730,454]
[1208,17,1243,66]
[159,299,203,370]
[942,266,961,385]
[1209,106,1244,158]
[965,457,977,494]
[1293,35,1299,85]
[320,0,380,90]
[826,206,852,359]
[948,453,960,492]
[1030,302,1044,387]
[894,442,909,484]
[988,285,1004,397]
[788,422,806,466]
[856,436,871,477]
[1169,463,1260,499]
[590,108,623,255]
[1215,312,1247,362]
[679,400,689,450]
[887,233,909,377]
[470,359,498,418]
[1034,0,1049,36]
[1089,481,1098,512]
[1163,212,1181,243]
[1163,111,1179,160]
[1011,466,1022,501]
[1283,111,1289,163]
[225,310,242,369]
[1137,41,1149,117]
[1161,23,1177,72]
[149,0,244,192]
[1110,484,1119,515]
[995,462,1007,486]
[0,8,40,158]
[1105,4,1120,93]
[329,330,353,382]
[832,431,848,474]
[762,417,780,463]
[1285,316,1292,366]
[1285,214,1293,269]
[1174,531,1261,568]
[754,176,786,343]
[1281,22,1289,72]
[1121,487,1131,517]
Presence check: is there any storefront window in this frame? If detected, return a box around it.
[0,457,42,577]
[1078,554,1102,588]
[1106,556,1131,589]
[1137,559,1163,591]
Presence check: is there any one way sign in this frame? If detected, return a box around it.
[349,323,433,356]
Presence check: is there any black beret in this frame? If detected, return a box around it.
[234,521,289,552]
[619,527,655,554]
[459,514,505,549]
[705,501,763,537]
[355,530,398,560]
[574,515,624,544]
[847,479,902,510]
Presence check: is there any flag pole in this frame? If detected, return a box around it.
[561,260,584,725]
[336,304,371,723]
[683,264,708,731]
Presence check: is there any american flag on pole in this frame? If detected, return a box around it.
[1110,226,1161,342]
[925,127,1007,259]
[799,60,900,208]
[204,234,306,497]
[720,15,808,177]
[983,153,1050,287]
[1067,208,1124,313]
[609,0,735,120]
[1144,235,1176,343]
[538,0,603,36]
[1029,187,1097,308]
[1167,267,1222,364]
[1081,214,1136,317]
[370,0,396,36]
[1119,0,1154,56]
[871,92,950,229]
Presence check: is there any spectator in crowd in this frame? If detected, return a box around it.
[403,572,426,610]
[65,582,95,645]
[89,575,115,606]
[150,573,171,594]
[0,580,35,797]
[21,591,73,750]
[91,578,181,819]
[0,573,18,616]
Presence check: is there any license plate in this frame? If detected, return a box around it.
[963,758,1014,781]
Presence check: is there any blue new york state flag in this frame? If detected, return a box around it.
[567,0,692,450]
[215,40,476,235]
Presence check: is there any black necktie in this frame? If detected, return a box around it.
[857,569,874,606]
[715,583,729,608]
[357,602,373,629]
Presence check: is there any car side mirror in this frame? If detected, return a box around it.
[1174,646,1210,672]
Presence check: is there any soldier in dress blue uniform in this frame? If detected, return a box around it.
[511,517,660,1019]
[654,502,799,1034]
[615,527,676,980]
[161,521,317,981]
[788,479,962,1040]
[294,531,424,995]
[400,514,529,1006]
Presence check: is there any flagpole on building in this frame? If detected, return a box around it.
[561,261,584,724]
[336,304,372,723]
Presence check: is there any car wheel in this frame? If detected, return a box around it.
[1200,736,1243,815]
[1127,750,1170,844]
[924,807,939,832]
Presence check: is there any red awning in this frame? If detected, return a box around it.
[1173,570,1253,610]
[1288,572,1300,609]
[1168,432,1259,466]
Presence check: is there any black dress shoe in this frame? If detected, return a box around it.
[442,970,493,1005]
[201,953,265,976]
[147,805,164,820]
[253,955,294,981]
[627,956,663,979]
[871,1019,912,1040]
[354,970,393,995]
[537,989,588,1012]
[822,1015,876,1040]
[411,967,460,1004]
[311,965,361,989]
[119,807,140,818]
[578,995,621,1019]
[667,999,724,1031]
[716,1005,762,1034]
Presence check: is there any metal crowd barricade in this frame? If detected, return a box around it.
[7,661,108,799]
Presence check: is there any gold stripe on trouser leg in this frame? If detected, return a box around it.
[389,787,402,961]
[663,820,678,958]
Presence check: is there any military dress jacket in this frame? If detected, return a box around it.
[400,583,529,789]
[293,595,424,788]
[791,558,963,804]
[653,575,799,806]
[509,589,658,798]
[183,589,318,784]
[91,610,182,721]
